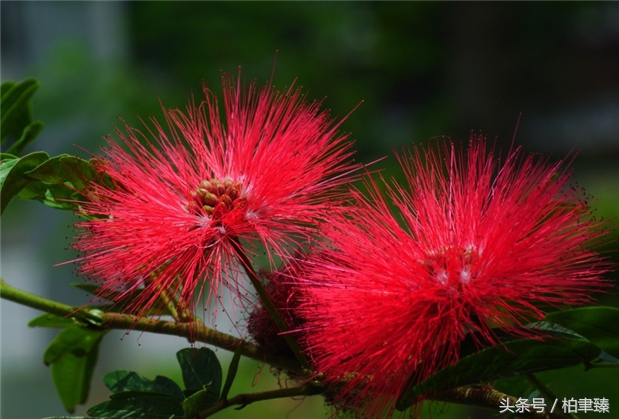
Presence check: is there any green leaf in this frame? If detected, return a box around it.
[29,313,76,329]
[546,306,619,359]
[103,370,184,399]
[43,327,101,364]
[1,153,18,160]
[0,153,100,211]
[15,177,48,200]
[0,80,15,96]
[176,347,222,395]
[5,120,45,156]
[0,151,49,214]
[395,337,600,410]
[18,154,97,210]
[59,155,96,190]
[26,154,95,191]
[43,327,106,412]
[1,78,39,144]
[87,349,224,419]
[16,181,81,210]
[30,309,105,330]
[25,154,74,185]
[181,386,219,419]
[87,392,184,418]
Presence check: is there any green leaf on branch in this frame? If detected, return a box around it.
[177,347,223,395]
[26,154,95,191]
[0,152,18,160]
[6,120,45,156]
[1,78,41,147]
[29,313,77,329]
[88,391,184,418]
[103,370,184,399]
[30,308,105,330]
[0,150,101,212]
[0,151,49,214]
[89,348,224,419]
[42,326,106,413]
[23,154,98,210]
[89,372,186,418]
[182,386,218,419]
[395,334,600,410]
[546,306,619,359]
[177,348,222,415]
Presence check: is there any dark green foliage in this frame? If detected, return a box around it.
[396,324,603,411]
[177,348,223,416]
[86,348,223,419]
[103,371,184,398]
[0,78,105,214]
[1,151,50,214]
[30,317,106,413]
[546,307,619,359]
[1,78,44,154]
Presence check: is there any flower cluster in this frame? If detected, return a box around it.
[71,72,358,325]
[71,71,613,418]
[293,137,612,416]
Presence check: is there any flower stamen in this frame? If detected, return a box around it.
[185,178,246,222]
[424,246,479,289]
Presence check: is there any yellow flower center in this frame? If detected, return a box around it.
[185,178,245,221]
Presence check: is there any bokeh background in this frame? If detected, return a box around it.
[2,2,618,419]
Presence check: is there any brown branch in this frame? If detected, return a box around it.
[0,278,302,373]
[0,278,581,419]
[198,384,323,418]
[434,385,569,419]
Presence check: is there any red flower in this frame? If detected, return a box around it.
[296,135,613,417]
[70,72,358,324]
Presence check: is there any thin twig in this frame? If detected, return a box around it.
[220,342,244,402]
[198,384,323,418]
[1,277,585,419]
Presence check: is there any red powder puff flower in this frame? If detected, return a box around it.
[70,71,358,325]
[296,134,613,417]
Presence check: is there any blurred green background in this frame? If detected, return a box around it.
[1,2,618,419]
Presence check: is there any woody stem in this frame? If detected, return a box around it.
[434,385,568,419]
[0,277,576,419]
[148,270,193,323]
[198,384,323,418]
[229,238,311,371]
[0,277,302,373]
